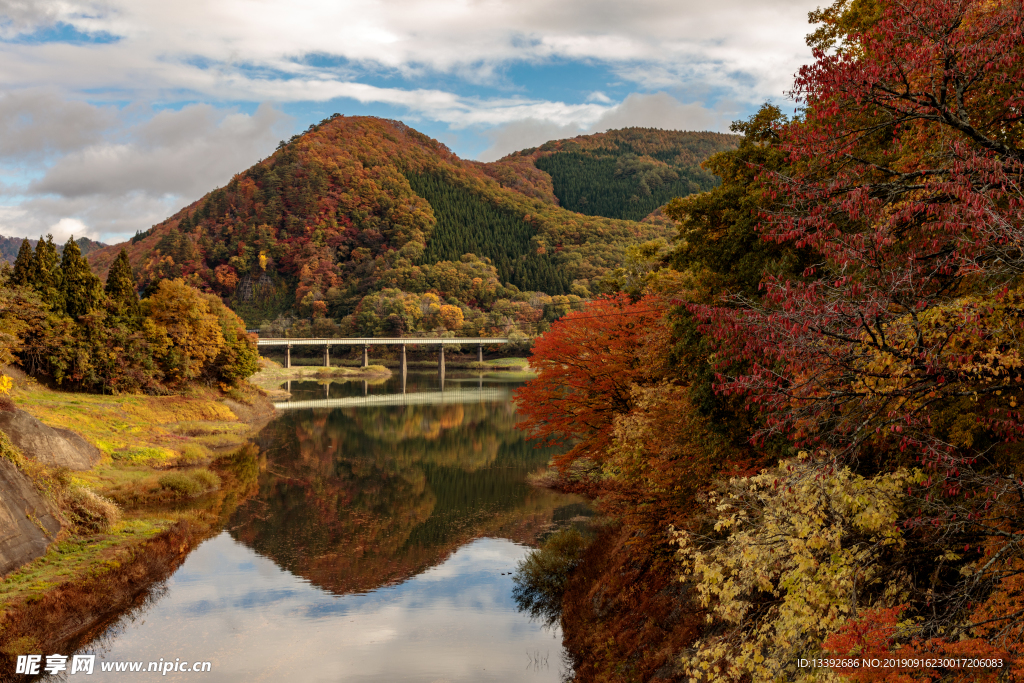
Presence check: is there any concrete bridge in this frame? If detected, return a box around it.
[256,337,510,378]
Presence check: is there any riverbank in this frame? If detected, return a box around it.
[0,371,273,669]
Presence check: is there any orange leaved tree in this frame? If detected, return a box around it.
[513,293,669,475]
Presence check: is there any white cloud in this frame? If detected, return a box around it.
[476,120,586,162]
[0,0,813,111]
[0,0,66,36]
[477,92,727,161]
[30,102,290,198]
[0,89,116,160]
[48,216,93,241]
[0,102,291,242]
[590,92,719,132]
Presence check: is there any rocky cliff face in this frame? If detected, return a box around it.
[0,410,101,471]
[0,409,104,576]
[0,457,63,576]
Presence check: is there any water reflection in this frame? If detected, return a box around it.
[54,534,565,682]
[231,374,581,595]
[43,374,580,682]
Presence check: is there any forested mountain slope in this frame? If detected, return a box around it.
[487,128,740,221]
[87,118,726,333]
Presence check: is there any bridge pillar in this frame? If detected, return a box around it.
[438,344,445,382]
[362,345,369,368]
[324,346,330,368]
[400,344,407,382]
[285,345,291,369]
[478,344,483,363]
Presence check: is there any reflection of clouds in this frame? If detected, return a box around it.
[415,541,523,582]
[69,534,562,683]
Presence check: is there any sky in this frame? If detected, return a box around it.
[0,0,817,244]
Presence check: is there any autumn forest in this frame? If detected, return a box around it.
[2,0,1024,680]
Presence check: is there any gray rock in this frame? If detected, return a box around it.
[0,410,101,471]
[0,457,63,576]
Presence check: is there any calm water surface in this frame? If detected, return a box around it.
[48,373,583,682]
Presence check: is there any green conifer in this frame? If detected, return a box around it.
[32,235,63,309]
[105,249,141,318]
[59,236,102,318]
[11,239,33,286]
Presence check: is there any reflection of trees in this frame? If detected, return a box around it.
[230,401,580,595]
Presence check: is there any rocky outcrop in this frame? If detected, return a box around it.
[0,457,63,576]
[0,410,101,471]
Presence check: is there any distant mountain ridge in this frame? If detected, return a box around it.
[86,117,737,333]
[492,128,741,221]
[0,235,107,266]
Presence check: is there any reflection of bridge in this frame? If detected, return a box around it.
[273,386,512,411]
[256,337,510,378]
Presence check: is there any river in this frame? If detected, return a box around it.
[43,372,584,682]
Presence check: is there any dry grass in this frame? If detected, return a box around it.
[62,487,120,533]
[526,467,562,489]
[157,469,221,498]
[10,378,268,466]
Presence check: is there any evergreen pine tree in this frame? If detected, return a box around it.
[11,238,33,286]
[59,236,102,318]
[32,234,63,310]
[105,248,141,318]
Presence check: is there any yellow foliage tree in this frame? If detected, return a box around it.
[438,304,464,331]
[673,458,923,682]
[143,279,224,382]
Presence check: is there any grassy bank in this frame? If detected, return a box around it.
[0,372,272,664]
[472,357,536,380]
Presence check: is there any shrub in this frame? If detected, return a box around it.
[188,468,221,490]
[158,468,221,498]
[512,527,591,627]
[64,486,120,533]
[177,443,210,465]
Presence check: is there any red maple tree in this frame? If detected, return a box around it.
[513,293,670,473]
[694,0,1024,469]
[688,0,1024,656]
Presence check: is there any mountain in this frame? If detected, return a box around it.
[1,235,107,265]
[87,117,736,332]
[488,128,740,221]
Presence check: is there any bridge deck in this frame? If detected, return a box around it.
[257,337,509,347]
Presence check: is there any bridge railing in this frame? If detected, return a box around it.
[255,337,509,346]
[255,336,514,372]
